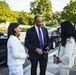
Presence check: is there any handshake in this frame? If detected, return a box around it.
[53,55,61,64]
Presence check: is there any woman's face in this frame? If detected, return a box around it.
[14,25,22,37]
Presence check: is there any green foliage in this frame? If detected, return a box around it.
[0,0,60,27]
[30,0,52,15]
[61,1,76,26]
[30,0,53,26]
[53,11,62,24]
[70,0,76,3]
[27,14,34,25]
[17,11,34,25]
[2,0,76,28]
[50,19,58,27]
[0,1,35,25]
[0,1,18,23]
[17,11,28,25]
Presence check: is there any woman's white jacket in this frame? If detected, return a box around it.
[7,35,27,66]
[59,37,76,68]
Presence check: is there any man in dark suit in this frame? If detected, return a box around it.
[25,15,50,75]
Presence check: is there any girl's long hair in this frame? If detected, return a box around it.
[61,21,76,46]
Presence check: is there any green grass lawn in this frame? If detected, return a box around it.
[0,24,51,34]
[0,24,32,33]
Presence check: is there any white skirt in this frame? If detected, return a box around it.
[8,65,23,75]
[59,67,70,75]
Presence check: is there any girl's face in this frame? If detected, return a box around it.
[14,26,22,37]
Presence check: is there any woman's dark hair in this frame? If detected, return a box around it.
[61,21,76,46]
[8,23,19,38]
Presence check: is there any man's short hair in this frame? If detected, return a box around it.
[34,15,41,23]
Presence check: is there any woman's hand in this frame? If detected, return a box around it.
[26,54,29,58]
[54,57,59,64]
[53,55,61,64]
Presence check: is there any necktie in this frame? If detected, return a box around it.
[38,28,43,50]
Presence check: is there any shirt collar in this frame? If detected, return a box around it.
[35,25,42,30]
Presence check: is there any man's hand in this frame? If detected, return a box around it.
[43,50,48,53]
[43,47,49,53]
[35,48,43,55]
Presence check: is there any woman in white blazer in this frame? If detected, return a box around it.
[54,21,76,75]
[7,23,29,75]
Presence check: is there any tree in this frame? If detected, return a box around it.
[27,14,34,25]
[0,1,18,23]
[17,11,28,25]
[49,19,58,27]
[61,1,76,26]
[53,11,62,24]
[30,0,52,15]
[30,0,53,26]
[17,11,34,25]
[0,1,9,22]
[70,0,76,2]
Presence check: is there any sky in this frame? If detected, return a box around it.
[5,0,70,12]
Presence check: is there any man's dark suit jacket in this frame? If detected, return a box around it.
[25,26,50,61]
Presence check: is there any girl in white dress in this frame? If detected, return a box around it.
[54,21,76,75]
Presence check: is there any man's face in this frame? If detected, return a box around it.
[35,17,43,27]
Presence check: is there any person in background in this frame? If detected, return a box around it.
[24,15,50,75]
[54,21,76,75]
[7,23,29,75]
